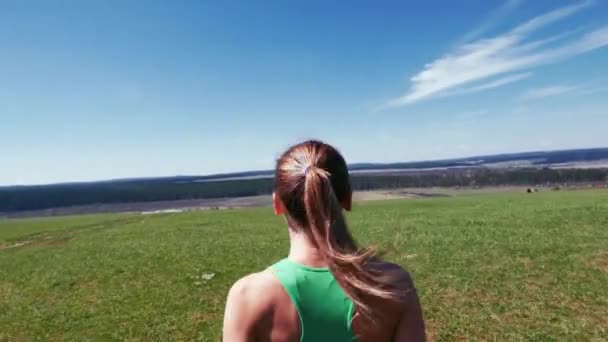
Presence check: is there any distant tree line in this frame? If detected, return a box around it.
[353,168,608,190]
[1,168,607,212]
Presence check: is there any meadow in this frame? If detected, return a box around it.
[1,189,607,341]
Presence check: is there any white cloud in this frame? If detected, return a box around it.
[447,72,532,96]
[521,85,580,100]
[521,83,608,100]
[458,0,522,44]
[578,86,608,95]
[510,0,592,35]
[385,0,608,107]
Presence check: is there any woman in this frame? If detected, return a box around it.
[223,140,425,341]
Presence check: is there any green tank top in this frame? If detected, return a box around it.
[271,258,356,342]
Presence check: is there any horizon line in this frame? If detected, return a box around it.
[2,146,607,188]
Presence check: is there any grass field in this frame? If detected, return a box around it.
[1,190,607,341]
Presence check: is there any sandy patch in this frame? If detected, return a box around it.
[587,251,608,273]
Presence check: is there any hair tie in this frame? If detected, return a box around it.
[303,165,311,176]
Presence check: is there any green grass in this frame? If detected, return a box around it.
[1,190,607,341]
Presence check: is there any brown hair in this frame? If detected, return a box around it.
[274,140,401,319]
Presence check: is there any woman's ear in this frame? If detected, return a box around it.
[341,191,353,211]
[272,192,285,215]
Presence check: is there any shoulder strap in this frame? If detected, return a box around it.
[270,259,306,340]
[270,259,356,341]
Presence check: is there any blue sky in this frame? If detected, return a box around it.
[1,0,608,185]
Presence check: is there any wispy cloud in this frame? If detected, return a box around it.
[446,72,532,96]
[521,83,608,100]
[458,0,522,44]
[578,86,608,95]
[385,0,608,107]
[521,85,580,100]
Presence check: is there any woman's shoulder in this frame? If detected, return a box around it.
[223,269,284,338]
[350,261,423,340]
[369,262,426,341]
[367,260,417,297]
[226,268,283,307]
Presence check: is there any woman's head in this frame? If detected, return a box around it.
[274,140,352,228]
[273,140,402,319]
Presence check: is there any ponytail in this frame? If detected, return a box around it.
[302,165,401,319]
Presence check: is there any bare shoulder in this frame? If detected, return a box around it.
[380,262,425,341]
[223,270,283,341]
[370,260,415,288]
[227,269,282,308]
[367,261,426,341]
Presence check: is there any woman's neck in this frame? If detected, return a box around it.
[287,228,328,268]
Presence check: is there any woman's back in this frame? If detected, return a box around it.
[223,258,423,342]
